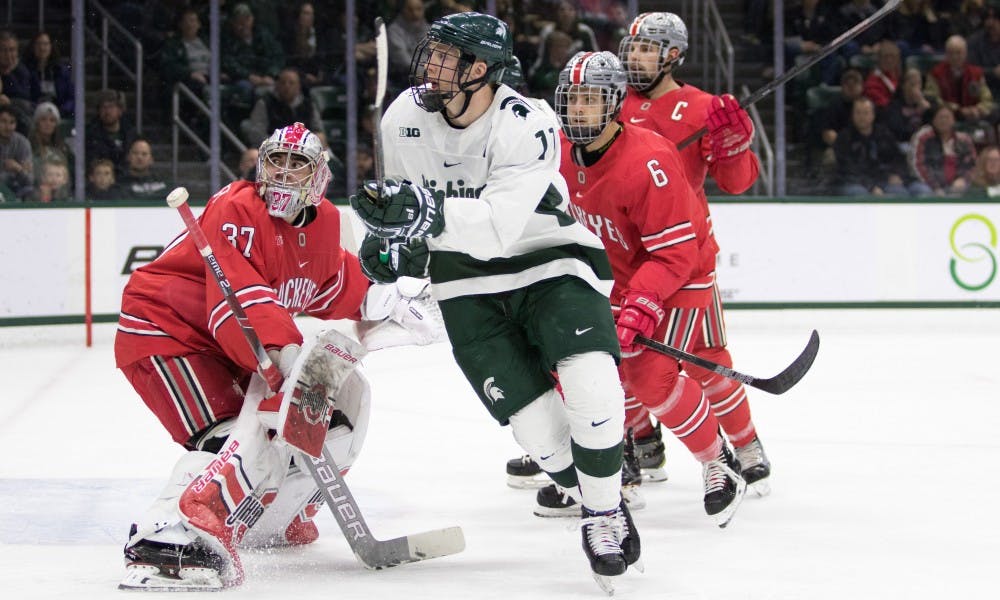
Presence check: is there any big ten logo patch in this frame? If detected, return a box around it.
[949,214,997,291]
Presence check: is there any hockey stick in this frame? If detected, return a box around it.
[635,329,820,395]
[166,187,465,569]
[372,17,392,264]
[676,0,902,150]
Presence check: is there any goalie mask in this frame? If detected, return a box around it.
[257,122,331,219]
[555,51,627,145]
[618,12,688,93]
[409,11,513,113]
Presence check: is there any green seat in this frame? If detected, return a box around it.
[905,53,943,75]
[849,53,876,75]
[310,86,348,121]
[806,85,842,116]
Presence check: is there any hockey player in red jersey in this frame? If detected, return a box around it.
[114,123,441,590]
[616,12,771,494]
[551,50,746,528]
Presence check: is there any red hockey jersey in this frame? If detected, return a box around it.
[559,125,719,309]
[115,180,369,373]
[619,82,759,202]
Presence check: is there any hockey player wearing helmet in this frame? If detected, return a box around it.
[350,12,639,591]
[115,123,444,590]
[617,12,772,495]
[552,50,747,528]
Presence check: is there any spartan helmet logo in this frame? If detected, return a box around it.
[294,381,331,426]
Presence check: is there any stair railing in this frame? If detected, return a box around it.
[742,85,774,197]
[170,83,245,183]
[84,0,143,132]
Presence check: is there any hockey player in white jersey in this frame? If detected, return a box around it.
[349,11,640,591]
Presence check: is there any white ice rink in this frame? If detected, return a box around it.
[2,308,998,599]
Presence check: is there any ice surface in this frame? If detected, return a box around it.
[2,309,997,599]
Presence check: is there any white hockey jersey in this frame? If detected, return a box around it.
[381,84,613,301]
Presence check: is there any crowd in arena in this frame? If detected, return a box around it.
[2,0,1000,201]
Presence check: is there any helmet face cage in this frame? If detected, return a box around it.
[555,52,627,145]
[257,123,331,218]
[409,37,476,113]
[618,12,688,91]
[409,12,513,113]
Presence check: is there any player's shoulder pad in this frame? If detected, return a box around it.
[494,86,558,129]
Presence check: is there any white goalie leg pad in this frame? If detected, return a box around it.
[126,450,216,550]
[356,277,446,351]
[508,388,575,490]
[177,394,292,587]
[557,351,626,512]
[263,329,367,458]
[240,368,371,550]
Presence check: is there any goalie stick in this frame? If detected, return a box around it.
[165,187,465,569]
[635,330,820,395]
[676,0,902,150]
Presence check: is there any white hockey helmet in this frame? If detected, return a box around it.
[618,12,688,92]
[555,51,627,145]
[256,122,331,219]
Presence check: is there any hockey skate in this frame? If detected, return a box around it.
[580,499,641,595]
[703,440,747,528]
[735,435,771,497]
[534,467,645,518]
[620,429,646,511]
[505,454,550,489]
[119,525,229,592]
[635,422,668,482]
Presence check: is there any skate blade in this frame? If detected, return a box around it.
[641,468,668,483]
[533,505,580,518]
[713,477,748,529]
[747,478,771,497]
[118,565,224,592]
[621,486,646,511]
[506,474,550,489]
[592,572,616,596]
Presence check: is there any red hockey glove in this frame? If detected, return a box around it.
[616,291,666,357]
[706,93,754,161]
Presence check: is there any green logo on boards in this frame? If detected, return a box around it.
[949,214,997,291]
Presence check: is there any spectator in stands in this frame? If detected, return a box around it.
[785,0,839,85]
[890,0,946,57]
[528,30,572,105]
[924,34,997,144]
[24,31,73,119]
[221,3,285,106]
[820,68,867,156]
[0,105,33,199]
[160,8,211,98]
[965,144,1000,197]
[864,40,903,108]
[240,68,325,147]
[387,0,431,80]
[531,1,598,77]
[950,0,989,38]
[882,67,938,152]
[834,97,918,196]
[910,104,977,195]
[282,2,325,88]
[86,158,121,201]
[0,30,34,135]
[967,6,1000,99]
[30,157,71,202]
[29,101,72,176]
[118,137,171,200]
[85,89,135,176]
[836,0,890,61]
[239,147,259,181]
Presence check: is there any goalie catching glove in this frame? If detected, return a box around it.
[359,234,430,284]
[706,93,754,161]
[616,290,666,357]
[349,178,444,240]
